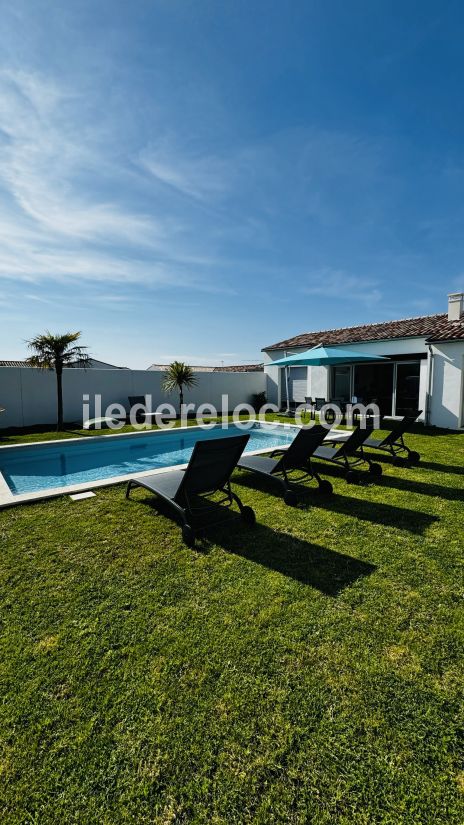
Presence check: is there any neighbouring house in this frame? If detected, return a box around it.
[0,358,128,370]
[147,363,264,373]
[262,292,464,429]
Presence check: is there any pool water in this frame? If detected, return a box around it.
[0,423,297,496]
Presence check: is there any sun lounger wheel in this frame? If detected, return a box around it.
[241,505,256,526]
[408,450,420,465]
[318,479,333,495]
[369,462,382,477]
[284,490,298,506]
[182,524,196,547]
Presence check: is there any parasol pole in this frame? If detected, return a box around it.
[284,350,290,413]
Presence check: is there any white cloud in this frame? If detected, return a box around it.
[0,70,164,245]
[0,69,229,290]
[302,270,383,307]
[138,138,229,200]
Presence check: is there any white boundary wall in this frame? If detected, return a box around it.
[0,368,266,429]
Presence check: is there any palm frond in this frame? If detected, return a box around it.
[25,331,90,370]
[162,361,198,394]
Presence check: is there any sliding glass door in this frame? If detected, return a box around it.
[394,362,420,415]
[353,363,394,415]
[330,359,421,416]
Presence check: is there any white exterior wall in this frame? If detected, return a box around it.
[419,359,429,421]
[262,349,286,406]
[0,368,265,429]
[429,342,464,429]
[263,348,329,406]
[263,336,464,429]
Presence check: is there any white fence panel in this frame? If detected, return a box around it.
[0,367,265,428]
[0,368,24,428]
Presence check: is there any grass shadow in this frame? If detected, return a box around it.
[358,449,464,475]
[236,462,373,497]
[309,460,374,484]
[414,460,464,477]
[378,474,464,502]
[205,519,377,596]
[235,469,321,508]
[235,472,438,534]
[309,491,438,534]
[326,449,464,479]
[131,491,376,596]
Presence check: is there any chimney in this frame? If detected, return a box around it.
[447,292,464,321]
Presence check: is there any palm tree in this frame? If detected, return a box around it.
[26,331,90,430]
[162,361,198,415]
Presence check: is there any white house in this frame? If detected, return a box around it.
[262,292,464,430]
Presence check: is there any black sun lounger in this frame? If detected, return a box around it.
[128,395,148,423]
[312,423,382,483]
[363,411,422,465]
[125,434,255,546]
[237,424,333,505]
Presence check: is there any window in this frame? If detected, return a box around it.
[332,366,351,402]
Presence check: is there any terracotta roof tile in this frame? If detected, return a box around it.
[426,320,464,342]
[212,363,264,372]
[263,313,464,350]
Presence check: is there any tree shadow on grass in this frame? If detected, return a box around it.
[235,472,438,534]
[133,492,376,596]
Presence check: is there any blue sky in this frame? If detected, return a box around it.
[1,1,463,368]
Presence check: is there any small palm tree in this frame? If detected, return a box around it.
[162,361,198,414]
[26,331,90,430]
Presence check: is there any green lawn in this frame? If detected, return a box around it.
[0,422,463,824]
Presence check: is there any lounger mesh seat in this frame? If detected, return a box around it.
[125,434,255,546]
[238,424,333,505]
[312,445,342,461]
[136,470,186,500]
[240,455,283,476]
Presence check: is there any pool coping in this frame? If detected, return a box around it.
[0,420,346,509]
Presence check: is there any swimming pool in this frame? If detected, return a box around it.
[0,422,298,505]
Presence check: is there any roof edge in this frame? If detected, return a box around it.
[262,332,431,352]
[262,313,449,351]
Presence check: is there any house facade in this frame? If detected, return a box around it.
[262,292,464,430]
